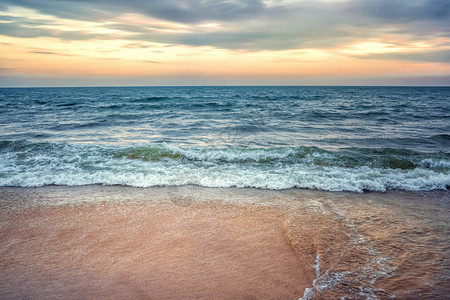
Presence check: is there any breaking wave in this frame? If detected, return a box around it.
[0,140,448,192]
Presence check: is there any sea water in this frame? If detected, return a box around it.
[0,86,449,192]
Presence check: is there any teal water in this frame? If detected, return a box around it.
[0,86,449,191]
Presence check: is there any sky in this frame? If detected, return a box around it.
[0,0,449,86]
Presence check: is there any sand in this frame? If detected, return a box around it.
[0,186,316,299]
[1,185,448,299]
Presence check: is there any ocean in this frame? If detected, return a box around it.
[0,86,449,299]
[0,86,449,192]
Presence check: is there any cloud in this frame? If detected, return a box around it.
[0,0,449,58]
[0,21,108,40]
[342,0,450,42]
[0,0,267,24]
[5,0,445,28]
[0,22,54,39]
[30,50,76,56]
[346,0,450,22]
[357,49,450,63]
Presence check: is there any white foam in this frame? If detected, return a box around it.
[163,143,298,162]
[298,288,314,300]
[419,158,450,168]
[0,143,449,191]
[299,254,346,299]
[314,254,321,278]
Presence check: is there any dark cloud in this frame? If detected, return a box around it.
[0,20,111,40]
[31,51,76,56]
[346,0,450,22]
[0,15,50,26]
[342,0,450,41]
[135,0,265,23]
[1,0,266,24]
[0,0,449,57]
[31,51,60,55]
[356,50,450,63]
[0,22,53,38]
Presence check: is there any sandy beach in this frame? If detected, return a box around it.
[0,186,315,299]
[1,186,448,299]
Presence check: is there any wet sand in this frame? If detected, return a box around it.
[0,186,315,299]
[0,186,449,299]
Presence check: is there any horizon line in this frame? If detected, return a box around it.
[1,84,449,88]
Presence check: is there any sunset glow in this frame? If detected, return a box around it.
[1,0,449,86]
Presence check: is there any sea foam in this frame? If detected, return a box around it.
[0,141,448,192]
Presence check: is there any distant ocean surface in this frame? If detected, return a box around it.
[0,86,449,192]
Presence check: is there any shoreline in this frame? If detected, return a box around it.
[1,185,449,299]
[1,184,448,205]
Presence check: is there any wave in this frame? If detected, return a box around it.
[431,134,450,141]
[145,96,171,101]
[0,140,448,192]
